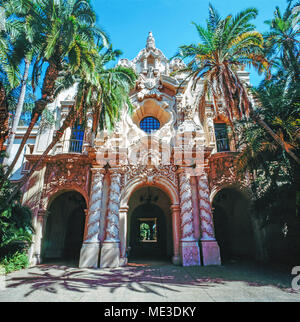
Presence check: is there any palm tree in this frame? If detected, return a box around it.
[1,0,41,165]
[264,0,300,81]
[176,4,300,165]
[5,45,136,204]
[0,6,19,152]
[4,0,108,179]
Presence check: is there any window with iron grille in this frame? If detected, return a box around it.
[214,123,230,152]
[69,123,84,153]
[140,117,160,133]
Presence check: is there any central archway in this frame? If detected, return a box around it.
[127,186,173,263]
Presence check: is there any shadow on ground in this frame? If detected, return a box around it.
[4,260,299,298]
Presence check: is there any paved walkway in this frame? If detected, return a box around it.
[0,261,299,302]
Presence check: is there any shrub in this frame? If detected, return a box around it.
[0,251,29,274]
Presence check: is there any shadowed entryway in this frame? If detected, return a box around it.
[212,188,255,263]
[127,186,173,263]
[41,191,87,265]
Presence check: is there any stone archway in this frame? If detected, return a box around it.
[42,190,87,264]
[211,187,255,263]
[127,186,172,263]
[119,176,181,266]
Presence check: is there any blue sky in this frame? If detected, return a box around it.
[92,0,289,86]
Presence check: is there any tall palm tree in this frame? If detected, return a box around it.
[264,0,300,81]
[5,45,136,204]
[0,5,19,152]
[1,0,41,165]
[176,4,300,164]
[4,0,108,179]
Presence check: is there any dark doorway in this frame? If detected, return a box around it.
[129,203,167,260]
[212,188,255,263]
[42,191,86,265]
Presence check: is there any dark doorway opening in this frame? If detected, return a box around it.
[129,203,167,261]
[42,191,86,265]
[212,188,255,263]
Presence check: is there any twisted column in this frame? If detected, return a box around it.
[178,171,195,241]
[198,171,216,241]
[79,168,105,268]
[84,169,105,243]
[178,168,201,266]
[105,171,122,242]
[197,170,221,266]
[100,169,122,268]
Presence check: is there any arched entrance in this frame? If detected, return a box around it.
[127,186,173,263]
[42,191,87,264]
[212,187,255,263]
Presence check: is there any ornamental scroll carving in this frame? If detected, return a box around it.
[42,157,90,206]
[122,164,178,188]
[208,153,251,192]
[178,171,195,241]
[105,171,122,242]
[84,170,104,243]
[198,172,216,241]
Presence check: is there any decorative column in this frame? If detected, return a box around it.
[100,170,122,268]
[171,205,181,265]
[79,168,105,268]
[178,169,201,266]
[198,171,221,265]
[32,209,48,265]
[119,206,129,267]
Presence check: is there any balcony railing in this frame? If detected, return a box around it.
[216,138,230,152]
[56,139,83,154]
[68,139,83,153]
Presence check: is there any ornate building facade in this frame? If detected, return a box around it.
[20,33,258,268]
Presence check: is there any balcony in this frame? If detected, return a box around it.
[216,138,230,152]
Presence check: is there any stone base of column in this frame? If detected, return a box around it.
[201,240,221,266]
[100,242,120,268]
[29,253,41,267]
[172,255,181,266]
[119,257,128,267]
[79,243,100,268]
[180,240,201,266]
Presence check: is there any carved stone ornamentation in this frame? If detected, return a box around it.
[136,67,163,101]
[123,164,178,188]
[178,171,195,241]
[198,171,216,241]
[105,171,122,242]
[84,170,105,243]
[209,153,251,192]
[178,169,201,266]
[42,156,90,208]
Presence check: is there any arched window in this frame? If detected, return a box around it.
[140,117,160,133]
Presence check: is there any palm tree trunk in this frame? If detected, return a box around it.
[4,62,60,179]
[4,100,46,180]
[0,82,9,153]
[250,109,300,165]
[3,58,30,165]
[5,106,79,204]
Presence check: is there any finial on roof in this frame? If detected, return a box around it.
[146,31,156,50]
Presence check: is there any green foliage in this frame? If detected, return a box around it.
[0,251,29,274]
[0,165,33,270]
[234,1,300,231]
